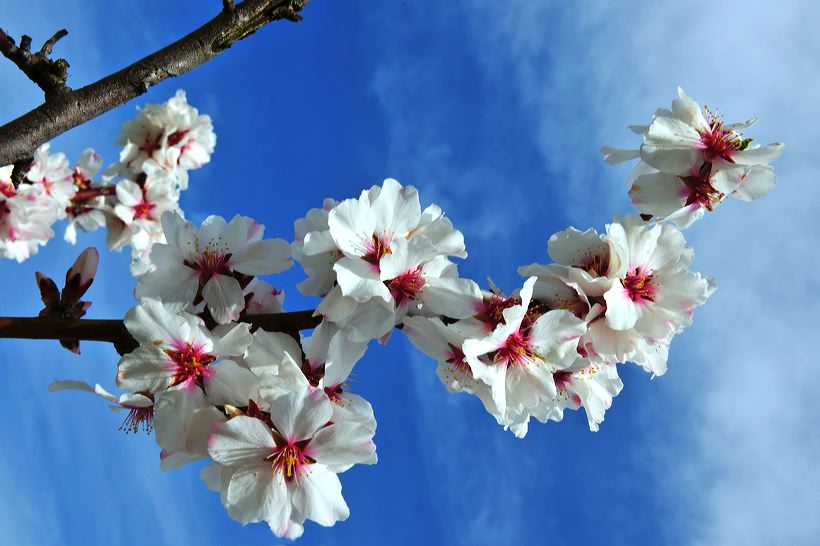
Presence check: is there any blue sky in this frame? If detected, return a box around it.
[1,1,819,544]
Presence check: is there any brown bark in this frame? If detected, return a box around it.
[0,0,309,166]
[0,310,321,355]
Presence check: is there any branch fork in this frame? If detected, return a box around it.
[0,28,70,100]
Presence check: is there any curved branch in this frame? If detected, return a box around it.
[0,310,321,355]
[0,0,309,166]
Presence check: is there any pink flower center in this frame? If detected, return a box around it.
[140,134,162,154]
[1,182,16,198]
[72,168,91,189]
[553,371,582,405]
[578,253,609,277]
[699,108,741,162]
[166,342,217,386]
[188,249,232,280]
[475,295,517,331]
[446,344,470,372]
[133,199,156,220]
[492,331,533,367]
[167,129,190,148]
[324,384,345,404]
[680,164,723,211]
[363,234,392,268]
[387,267,426,305]
[623,267,657,303]
[119,406,154,434]
[267,441,313,481]
[41,178,54,195]
[554,371,573,393]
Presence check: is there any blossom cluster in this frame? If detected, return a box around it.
[46,88,781,540]
[602,87,783,228]
[0,90,215,262]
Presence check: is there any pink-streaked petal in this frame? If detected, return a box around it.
[208,416,275,467]
[307,422,377,468]
[230,238,292,276]
[292,465,349,527]
[203,274,245,324]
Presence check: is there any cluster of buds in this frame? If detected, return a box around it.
[0,90,215,262]
[46,89,781,539]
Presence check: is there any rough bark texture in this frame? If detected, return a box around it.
[0,28,70,101]
[0,0,308,166]
[0,310,321,355]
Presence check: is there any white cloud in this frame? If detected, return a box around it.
[369,0,820,543]
[435,1,820,544]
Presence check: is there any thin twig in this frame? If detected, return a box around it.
[0,310,321,355]
[0,28,70,101]
[0,0,310,166]
[223,0,236,11]
[39,29,68,57]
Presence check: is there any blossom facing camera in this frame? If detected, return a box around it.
[135,212,292,324]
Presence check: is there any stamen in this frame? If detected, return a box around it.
[166,342,217,386]
[492,331,533,367]
[700,106,743,162]
[475,295,517,331]
[679,163,723,211]
[363,234,392,267]
[578,253,609,277]
[387,266,426,305]
[623,267,657,303]
[266,441,313,481]
[119,406,154,434]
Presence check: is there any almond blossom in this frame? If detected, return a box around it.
[603,88,783,227]
[603,215,714,341]
[64,148,108,244]
[116,298,253,396]
[517,218,714,376]
[206,388,377,539]
[629,161,777,228]
[113,173,179,254]
[462,277,587,436]
[640,88,782,175]
[243,278,285,315]
[135,212,292,323]
[300,321,373,427]
[292,198,340,297]
[302,178,475,342]
[0,166,55,261]
[26,143,76,217]
[540,359,622,432]
[118,89,216,189]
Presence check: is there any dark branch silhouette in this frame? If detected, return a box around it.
[0,28,70,100]
[0,0,309,166]
[0,311,321,355]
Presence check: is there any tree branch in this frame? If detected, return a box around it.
[0,310,321,355]
[0,28,70,101]
[0,0,309,166]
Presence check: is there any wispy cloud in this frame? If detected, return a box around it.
[375,0,820,543]
[445,1,820,544]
